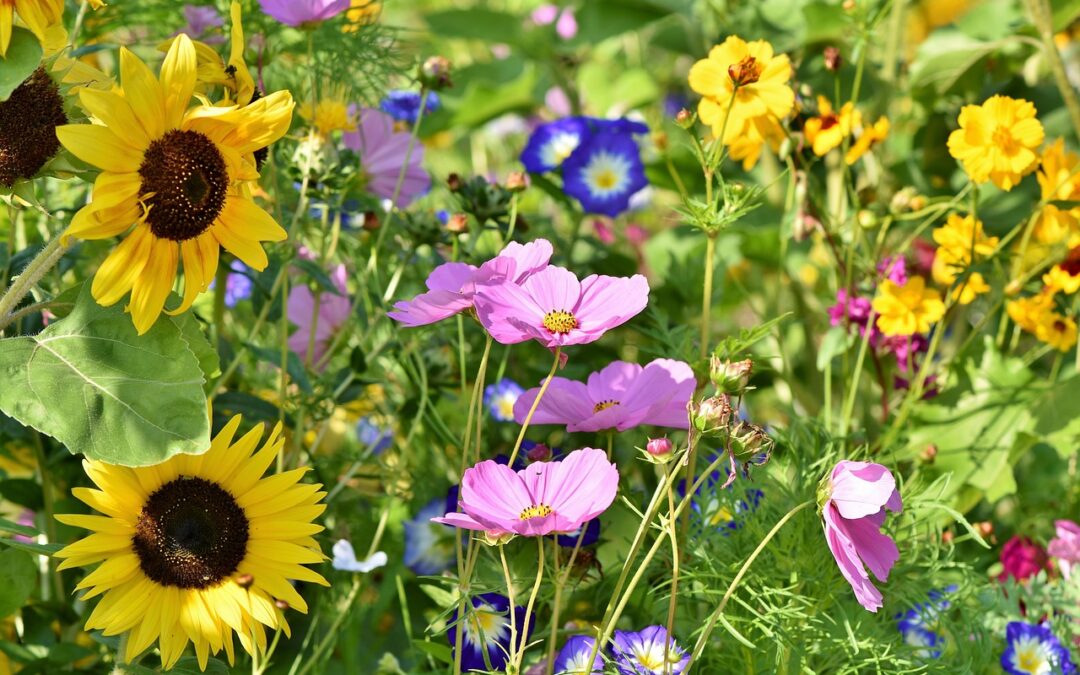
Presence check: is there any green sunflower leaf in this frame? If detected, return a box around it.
[0,284,211,466]
[0,548,36,618]
[0,28,43,102]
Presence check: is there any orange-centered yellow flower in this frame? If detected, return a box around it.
[947,95,1044,191]
[688,35,794,145]
[0,0,64,56]
[56,35,293,335]
[803,96,858,157]
[872,276,946,336]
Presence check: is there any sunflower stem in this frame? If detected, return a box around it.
[507,347,562,467]
[0,233,66,334]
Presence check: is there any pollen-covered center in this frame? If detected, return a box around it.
[519,504,553,520]
[0,67,68,187]
[542,310,578,334]
[133,476,249,589]
[991,125,1018,154]
[593,399,620,413]
[139,129,229,242]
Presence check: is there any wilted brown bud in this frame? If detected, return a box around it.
[920,444,937,464]
[674,108,694,129]
[506,171,528,192]
[710,357,752,394]
[447,172,462,192]
[728,55,763,86]
[824,46,842,72]
[690,395,733,437]
[362,212,380,231]
[419,56,452,90]
[446,213,469,234]
[729,421,774,464]
[235,574,254,588]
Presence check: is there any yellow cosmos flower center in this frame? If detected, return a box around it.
[0,67,67,187]
[138,130,229,242]
[542,310,578,334]
[593,399,619,413]
[132,476,249,589]
[991,125,1018,153]
[519,504,553,520]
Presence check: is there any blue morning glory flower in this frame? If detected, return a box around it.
[356,416,393,454]
[447,592,533,672]
[379,90,441,125]
[521,117,591,173]
[561,132,648,217]
[556,517,600,548]
[611,625,689,674]
[586,117,649,136]
[484,378,525,422]
[1001,621,1077,675]
[894,585,955,659]
[553,635,602,674]
[403,487,458,575]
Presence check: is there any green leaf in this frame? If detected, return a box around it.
[0,548,36,618]
[424,9,522,43]
[0,284,211,466]
[909,32,1003,95]
[246,344,312,393]
[450,65,537,129]
[0,517,36,537]
[578,65,660,113]
[0,28,43,102]
[173,312,220,380]
[576,0,668,43]
[1052,0,1080,31]
[0,538,62,556]
[411,639,453,665]
[712,313,793,361]
[816,327,856,371]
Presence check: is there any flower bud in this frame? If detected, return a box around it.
[482,529,515,546]
[690,395,732,437]
[646,437,673,457]
[857,209,878,229]
[419,56,452,90]
[710,357,752,394]
[728,55,763,86]
[729,421,774,465]
[824,46,842,72]
[942,530,954,545]
[920,444,937,464]
[976,521,994,538]
[446,213,469,234]
[362,212,380,231]
[506,171,528,192]
[526,443,552,463]
[447,172,462,192]
[674,108,694,129]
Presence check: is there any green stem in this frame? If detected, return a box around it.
[0,234,66,333]
[1025,0,1080,139]
[507,347,561,467]
[512,537,546,671]
[700,234,717,360]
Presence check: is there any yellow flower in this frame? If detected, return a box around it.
[688,35,794,145]
[0,0,64,56]
[951,271,990,305]
[803,96,858,157]
[1035,312,1078,351]
[931,213,999,285]
[160,2,256,107]
[872,276,946,336]
[947,95,1044,191]
[1032,139,1080,246]
[1006,290,1055,333]
[727,115,785,170]
[846,116,889,165]
[299,87,357,136]
[54,416,328,671]
[56,35,293,334]
[1043,247,1080,294]
[344,0,381,31]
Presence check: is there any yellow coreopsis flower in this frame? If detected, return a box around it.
[1033,139,1080,246]
[947,95,1044,191]
[951,271,990,305]
[0,0,64,56]
[344,0,381,31]
[1006,290,1054,332]
[55,416,328,670]
[1043,246,1080,294]
[56,35,294,334]
[688,35,794,145]
[299,87,357,137]
[846,116,890,165]
[931,213,999,287]
[1035,312,1078,351]
[872,276,946,336]
[727,114,785,170]
[803,96,858,157]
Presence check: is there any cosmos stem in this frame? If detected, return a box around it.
[0,233,66,333]
[507,347,561,467]
[511,537,546,671]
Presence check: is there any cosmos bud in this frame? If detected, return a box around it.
[446,213,469,234]
[710,357,752,394]
[920,444,937,464]
[690,395,733,437]
[419,56,452,90]
[675,108,694,129]
[646,437,673,457]
[526,443,552,462]
[729,421,774,465]
[505,171,528,192]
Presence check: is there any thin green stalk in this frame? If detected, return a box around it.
[700,234,717,360]
[1025,0,1080,138]
[499,544,520,671]
[291,577,363,675]
[662,461,681,675]
[0,234,66,333]
[511,537,546,671]
[507,347,561,467]
[839,309,878,439]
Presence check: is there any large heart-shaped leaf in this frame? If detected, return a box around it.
[0,285,211,466]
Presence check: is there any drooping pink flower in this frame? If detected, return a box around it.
[513,359,695,432]
[433,448,619,537]
[473,266,649,348]
[1048,520,1080,579]
[821,460,902,612]
[288,264,352,366]
[343,108,430,208]
[258,0,350,26]
[388,239,553,326]
[998,535,1052,583]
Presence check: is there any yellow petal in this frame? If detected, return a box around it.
[78,88,151,150]
[120,46,166,139]
[92,226,153,307]
[160,34,198,129]
[128,237,179,334]
[56,124,143,173]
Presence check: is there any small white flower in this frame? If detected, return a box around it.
[332,539,389,573]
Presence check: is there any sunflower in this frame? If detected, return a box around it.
[0,0,64,56]
[54,415,328,670]
[56,34,293,334]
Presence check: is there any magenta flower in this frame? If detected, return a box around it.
[473,266,649,348]
[513,359,694,432]
[1049,520,1080,579]
[288,264,352,366]
[877,256,908,285]
[821,460,902,612]
[343,108,430,208]
[258,0,350,26]
[388,239,553,327]
[997,535,1051,583]
[433,448,619,537]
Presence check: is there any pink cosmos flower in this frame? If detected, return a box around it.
[176,5,225,43]
[258,0,350,26]
[288,264,352,366]
[513,359,694,432]
[388,239,553,327]
[821,460,902,612]
[433,448,618,537]
[343,108,430,208]
[1048,520,1080,579]
[998,535,1051,583]
[473,266,649,348]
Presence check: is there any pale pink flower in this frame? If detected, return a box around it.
[258,0,350,27]
[433,448,619,537]
[513,359,694,432]
[822,460,902,612]
[473,266,649,348]
[1048,520,1080,579]
[288,264,351,366]
[343,108,430,208]
[388,239,553,326]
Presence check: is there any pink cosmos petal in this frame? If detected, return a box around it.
[387,291,474,326]
[823,505,884,612]
[531,4,558,24]
[521,266,582,315]
[431,511,489,531]
[427,262,478,292]
[573,274,650,335]
[494,239,554,283]
[343,109,430,208]
[519,448,618,529]
[512,378,593,426]
[830,460,902,520]
[619,359,695,429]
[287,285,317,325]
[258,0,350,26]
[474,280,549,344]
[555,8,577,40]
[586,361,643,402]
[831,509,899,582]
[458,460,534,532]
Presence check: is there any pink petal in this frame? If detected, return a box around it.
[521,266,582,314]
[287,285,317,325]
[823,504,884,612]
[830,461,901,520]
[387,290,472,326]
[432,512,489,531]
[496,239,554,283]
[426,262,477,293]
[459,459,533,531]
[585,361,641,402]
[524,448,618,528]
[832,510,899,582]
[474,281,547,345]
[573,274,649,335]
[513,378,593,426]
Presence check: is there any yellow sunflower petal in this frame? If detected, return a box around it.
[128,237,179,335]
[91,225,154,307]
[160,34,198,129]
[78,88,151,150]
[119,46,167,139]
[56,124,143,173]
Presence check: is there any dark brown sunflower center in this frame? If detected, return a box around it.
[138,129,228,242]
[133,476,249,589]
[0,67,68,188]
